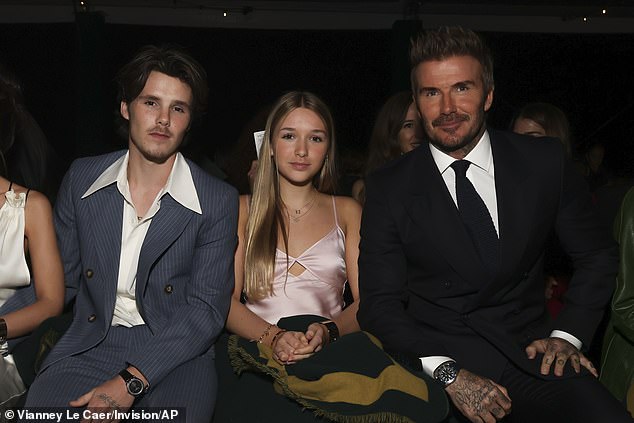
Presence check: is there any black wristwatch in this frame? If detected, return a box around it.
[321,321,339,344]
[0,318,7,344]
[119,369,147,397]
[433,361,461,388]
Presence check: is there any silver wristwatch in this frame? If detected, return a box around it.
[433,360,461,387]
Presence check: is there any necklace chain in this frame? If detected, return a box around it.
[286,190,317,223]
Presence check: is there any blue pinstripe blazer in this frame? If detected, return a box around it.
[42,150,238,385]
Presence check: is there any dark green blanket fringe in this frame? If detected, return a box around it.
[227,335,415,423]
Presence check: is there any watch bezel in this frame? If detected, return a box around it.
[119,369,147,397]
[127,377,145,396]
[433,361,460,387]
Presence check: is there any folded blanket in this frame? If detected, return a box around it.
[228,316,448,423]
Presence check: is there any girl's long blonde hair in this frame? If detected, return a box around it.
[244,91,337,300]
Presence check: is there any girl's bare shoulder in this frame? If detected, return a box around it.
[333,195,362,225]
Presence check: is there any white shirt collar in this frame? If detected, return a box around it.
[429,130,493,176]
[81,151,202,215]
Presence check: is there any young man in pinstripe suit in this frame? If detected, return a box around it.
[24,45,238,422]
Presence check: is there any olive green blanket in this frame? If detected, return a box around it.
[228,326,448,423]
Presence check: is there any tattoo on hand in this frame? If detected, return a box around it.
[548,339,576,356]
[97,393,120,410]
[451,372,496,414]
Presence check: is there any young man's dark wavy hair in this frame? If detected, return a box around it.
[116,44,208,120]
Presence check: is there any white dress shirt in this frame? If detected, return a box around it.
[82,152,202,327]
[420,131,581,377]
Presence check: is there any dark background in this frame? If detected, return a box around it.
[1,18,633,193]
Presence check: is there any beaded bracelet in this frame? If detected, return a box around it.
[270,330,287,348]
[255,323,274,344]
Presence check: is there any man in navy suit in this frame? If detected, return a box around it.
[24,45,238,422]
[358,27,631,422]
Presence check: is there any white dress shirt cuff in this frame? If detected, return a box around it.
[550,330,582,350]
[420,356,454,378]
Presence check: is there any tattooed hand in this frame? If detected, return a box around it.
[69,372,137,423]
[525,337,598,377]
[445,368,512,423]
[96,392,120,410]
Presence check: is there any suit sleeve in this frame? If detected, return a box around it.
[358,173,450,359]
[54,160,83,305]
[127,187,238,385]
[552,152,618,347]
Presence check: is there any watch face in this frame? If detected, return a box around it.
[128,378,145,395]
[439,366,455,381]
[436,363,458,386]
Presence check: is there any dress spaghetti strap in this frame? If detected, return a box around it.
[331,196,340,228]
[8,181,13,191]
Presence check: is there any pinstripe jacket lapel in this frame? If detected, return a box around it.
[135,194,194,328]
[84,183,123,323]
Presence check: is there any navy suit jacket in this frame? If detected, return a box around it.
[41,150,238,385]
[357,129,618,381]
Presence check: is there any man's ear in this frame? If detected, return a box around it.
[484,88,494,112]
[120,101,130,121]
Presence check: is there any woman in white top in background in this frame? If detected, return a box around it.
[0,69,64,408]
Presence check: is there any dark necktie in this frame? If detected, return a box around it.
[450,160,499,273]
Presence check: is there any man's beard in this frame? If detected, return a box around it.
[426,111,486,154]
[131,139,180,165]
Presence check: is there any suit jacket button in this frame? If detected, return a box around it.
[85,269,94,279]
[88,314,96,322]
[164,284,173,294]
[444,281,451,289]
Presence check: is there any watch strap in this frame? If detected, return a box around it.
[321,321,339,343]
[0,318,7,344]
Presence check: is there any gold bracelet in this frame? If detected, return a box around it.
[270,330,287,348]
[255,323,274,344]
